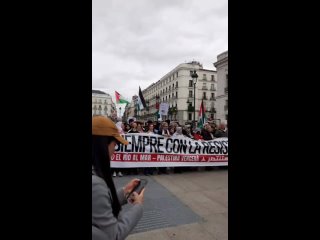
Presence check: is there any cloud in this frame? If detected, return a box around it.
[93,0,228,101]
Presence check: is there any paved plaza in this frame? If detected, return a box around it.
[114,168,228,240]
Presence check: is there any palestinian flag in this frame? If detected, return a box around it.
[115,91,129,104]
[138,86,147,110]
[197,99,207,129]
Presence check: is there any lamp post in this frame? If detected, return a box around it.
[191,70,198,128]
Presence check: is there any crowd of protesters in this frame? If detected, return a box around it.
[112,118,228,177]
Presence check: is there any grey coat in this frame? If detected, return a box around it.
[92,171,143,240]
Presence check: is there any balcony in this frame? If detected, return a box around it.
[188,106,194,112]
[210,97,216,101]
[210,87,216,91]
[202,86,208,90]
[168,107,178,115]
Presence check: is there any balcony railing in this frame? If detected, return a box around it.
[188,106,194,112]
[202,86,208,90]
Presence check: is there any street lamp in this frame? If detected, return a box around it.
[191,70,198,128]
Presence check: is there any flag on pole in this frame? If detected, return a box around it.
[115,91,130,104]
[137,86,147,110]
[197,99,207,129]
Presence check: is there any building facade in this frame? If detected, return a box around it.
[92,90,117,119]
[138,61,217,125]
[213,51,228,124]
[123,95,138,120]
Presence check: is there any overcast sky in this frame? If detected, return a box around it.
[93,0,228,106]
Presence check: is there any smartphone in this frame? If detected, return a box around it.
[127,179,148,199]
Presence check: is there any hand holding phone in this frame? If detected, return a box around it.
[126,179,148,200]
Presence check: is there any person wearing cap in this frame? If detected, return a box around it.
[92,116,145,240]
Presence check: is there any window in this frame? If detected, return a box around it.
[189,91,193,97]
[176,81,178,88]
[172,84,174,89]
[172,74,174,80]
[226,74,228,87]
[211,75,215,81]
[211,84,215,91]
[203,74,207,80]
[176,72,178,78]
[203,82,207,89]
[163,98,164,102]
[203,92,207,100]
[166,87,167,92]
[188,113,192,120]
[166,96,167,101]
[172,93,174,98]
[211,93,215,99]
[176,92,178,98]
[189,80,193,87]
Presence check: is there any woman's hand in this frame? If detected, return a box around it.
[123,178,140,197]
[129,188,145,204]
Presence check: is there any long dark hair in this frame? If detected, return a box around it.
[92,135,121,217]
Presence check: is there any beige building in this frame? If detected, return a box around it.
[92,90,117,119]
[138,61,217,125]
[123,95,138,120]
[213,51,228,123]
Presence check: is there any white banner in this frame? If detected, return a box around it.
[111,133,228,168]
[159,103,169,116]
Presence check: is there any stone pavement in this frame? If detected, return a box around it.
[114,168,228,240]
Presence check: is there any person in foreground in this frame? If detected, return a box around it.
[92,116,145,240]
